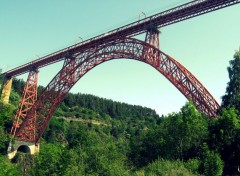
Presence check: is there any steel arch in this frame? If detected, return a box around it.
[15,37,220,144]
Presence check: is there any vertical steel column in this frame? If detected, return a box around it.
[143,26,160,67]
[11,69,38,142]
[145,26,160,49]
[15,56,77,144]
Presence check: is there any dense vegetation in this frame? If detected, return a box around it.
[0,51,240,175]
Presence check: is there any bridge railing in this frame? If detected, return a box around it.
[3,0,240,77]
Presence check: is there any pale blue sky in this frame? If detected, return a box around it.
[1,1,240,115]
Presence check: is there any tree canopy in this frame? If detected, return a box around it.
[1,49,240,175]
[222,51,240,109]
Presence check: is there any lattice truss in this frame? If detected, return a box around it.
[15,31,219,143]
[7,0,240,145]
[11,70,38,142]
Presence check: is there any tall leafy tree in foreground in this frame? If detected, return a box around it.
[218,50,240,175]
[211,108,240,175]
[128,102,209,167]
[222,50,240,109]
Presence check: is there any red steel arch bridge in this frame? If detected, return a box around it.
[1,0,240,157]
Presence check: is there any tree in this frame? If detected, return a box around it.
[161,102,209,160]
[0,101,15,154]
[218,50,240,174]
[128,102,209,167]
[208,108,240,175]
[222,51,240,109]
[0,127,9,154]
[203,151,223,176]
[135,159,198,176]
[33,141,65,176]
[0,155,21,176]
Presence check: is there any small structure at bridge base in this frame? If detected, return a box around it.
[7,140,40,160]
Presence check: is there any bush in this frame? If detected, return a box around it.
[184,159,200,175]
[0,155,21,176]
[135,159,198,176]
[204,151,223,176]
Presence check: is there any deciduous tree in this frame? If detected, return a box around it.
[222,51,240,109]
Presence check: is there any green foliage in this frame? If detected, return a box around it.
[0,155,21,176]
[9,89,20,107]
[222,50,240,109]
[0,101,14,154]
[61,148,86,176]
[184,159,201,175]
[162,102,208,159]
[219,51,240,175]
[0,127,9,154]
[0,101,15,128]
[31,122,131,176]
[208,108,240,175]
[43,117,69,145]
[203,151,223,176]
[62,93,158,120]
[128,102,208,167]
[11,78,25,96]
[12,153,35,175]
[134,159,198,176]
[67,123,129,175]
[33,141,65,176]
[66,122,92,149]
[218,108,239,145]
[1,54,240,176]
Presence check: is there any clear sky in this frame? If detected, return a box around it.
[0,0,240,115]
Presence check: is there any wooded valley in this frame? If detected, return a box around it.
[0,51,240,175]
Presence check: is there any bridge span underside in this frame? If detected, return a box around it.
[1,0,239,161]
[14,37,220,144]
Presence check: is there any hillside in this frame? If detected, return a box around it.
[1,50,240,176]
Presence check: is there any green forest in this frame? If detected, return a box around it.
[0,51,240,176]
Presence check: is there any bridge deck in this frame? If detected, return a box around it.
[3,0,240,77]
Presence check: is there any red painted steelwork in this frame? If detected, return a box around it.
[10,69,38,142]
[14,36,220,144]
[143,27,160,61]
[145,27,159,48]
[3,0,240,77]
